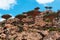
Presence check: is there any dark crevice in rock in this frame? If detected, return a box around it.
[38,32,45,40]
[22,39,27,40]
[56,37,60,40]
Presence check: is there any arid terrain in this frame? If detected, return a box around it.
[0,7,60,40]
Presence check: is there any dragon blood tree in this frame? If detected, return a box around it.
[45,6,52,10]
[1,14,12,21]
[15,14,27,20]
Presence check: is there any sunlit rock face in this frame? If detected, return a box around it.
[43,31,60,40]
[6,18,20,24]
[22,17,33,23]
[16,31,42,40]
[34,15,46,27]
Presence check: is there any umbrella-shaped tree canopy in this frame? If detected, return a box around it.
[49,7,52,9]
[1,14,12,20]
[45,6,52,10]
[34,7,40,10]
[45,6,49,9]
[15,14,27,20]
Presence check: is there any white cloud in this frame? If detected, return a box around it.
[36,0,54,4]
[0,0,17,10]
[0,18,5,22]
[0,16,14,22]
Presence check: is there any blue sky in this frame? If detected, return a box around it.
[0,0,60,21]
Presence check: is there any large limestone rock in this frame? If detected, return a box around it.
[16,31,42,40]
[43,31,60,40]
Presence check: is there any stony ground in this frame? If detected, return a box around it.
[0,13,60,40]
[0,18,60,40]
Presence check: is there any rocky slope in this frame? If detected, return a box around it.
[0,7,60,40]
